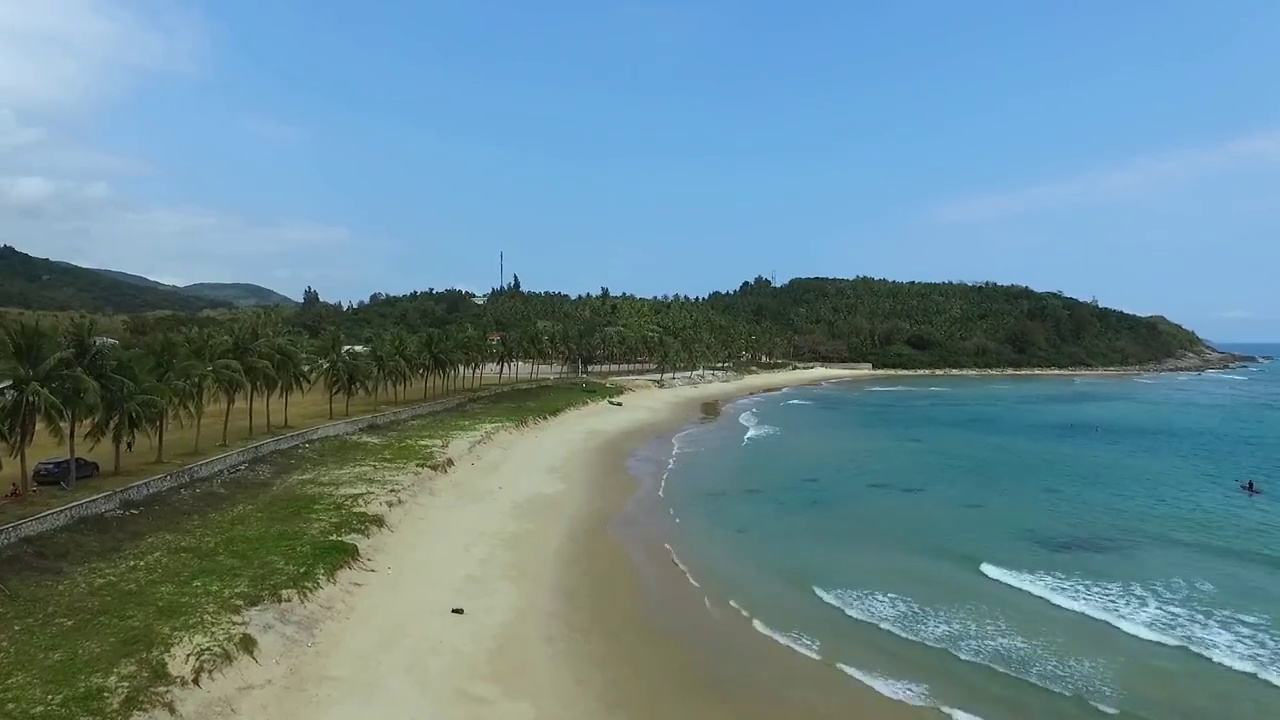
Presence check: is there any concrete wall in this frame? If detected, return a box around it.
[793,361,874,370]
[0,380,566,548]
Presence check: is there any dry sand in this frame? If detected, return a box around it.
[154,368,936,720]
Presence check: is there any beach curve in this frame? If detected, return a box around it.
[147,367,936,720]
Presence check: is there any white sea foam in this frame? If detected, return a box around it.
[836,664,931,706]
[835,664,986,719]
[663,544,699,587]
[1206,373,1248,380]
[941,709,986,720]
[979,563,1280,688]
[659,427,700,497]
[728,599,751,618]
[1092,702,1120,715]
[751,618,821,660]
[783,399,814,405]
[739,409,779,445]
[814,587,1112,700]
[866,386,949,392]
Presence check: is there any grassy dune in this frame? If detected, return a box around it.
[0,381,622,720]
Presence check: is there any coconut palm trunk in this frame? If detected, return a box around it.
[66,417,79,488]
[222,397,234,445]
[18,443,31,496]
[154,417,166,463]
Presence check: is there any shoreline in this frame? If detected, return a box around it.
[150,368,933,720]
[136,362,1260,719]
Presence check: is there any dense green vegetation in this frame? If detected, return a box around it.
[1,245,229,313]
[0,310,563,496]
[282,275,1207,370]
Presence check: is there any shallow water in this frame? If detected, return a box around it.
[647,346,1280,720]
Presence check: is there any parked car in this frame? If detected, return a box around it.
[32,456,101,485]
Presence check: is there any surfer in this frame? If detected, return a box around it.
[1246,479,1256,493]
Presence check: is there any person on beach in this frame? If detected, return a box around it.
[6,483,19,498]
[126,437,134,453]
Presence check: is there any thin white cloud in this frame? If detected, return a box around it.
[0,0,205,112]
[1218,309,1254,319]
[0,0,360,289]
[934,129,1280,223]
[2,178,353,282]
[0,109,46,148]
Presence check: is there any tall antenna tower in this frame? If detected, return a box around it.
[771,270,776,286]
[500,251,504,290]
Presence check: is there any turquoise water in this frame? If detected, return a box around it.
[649,347,1280,720]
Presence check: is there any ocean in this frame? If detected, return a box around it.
[638,345,1280,720]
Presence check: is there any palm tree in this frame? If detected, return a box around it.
[333,352,368,416]
[315,330,347,420]
[224,319,273,436]
[494,335,514,385]
[366,334,405,406]
[0,321,68,494]
[385,329,414,402]
[271,334,311,427]
[213,364,249,447]
[456,327,486,390]
[55,319,110,487]
[142,332,189,463]
[87,349,159,474]
[416,330,451,399]
[183,328,244,452]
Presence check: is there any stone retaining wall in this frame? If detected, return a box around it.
[0,380,564,547]
[793,361,874,370]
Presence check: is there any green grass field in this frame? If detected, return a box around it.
[0,381,622,720]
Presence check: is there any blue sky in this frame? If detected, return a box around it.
[3,1,1279,341]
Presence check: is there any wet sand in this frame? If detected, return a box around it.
[152,368,932,719]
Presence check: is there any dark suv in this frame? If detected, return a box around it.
[32,457,101,485]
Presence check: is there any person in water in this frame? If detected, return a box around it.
[1247,479,1256,492]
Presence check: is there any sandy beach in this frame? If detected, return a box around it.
[152,367,943,720]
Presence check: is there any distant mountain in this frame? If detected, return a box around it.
[0,245,296,314]
[83,266,295,304]
[180,282,296,307]
[87,268,170,289]
[56,259,295,308]
[0,245,230,313]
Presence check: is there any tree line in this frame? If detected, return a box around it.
[0,312,580,496]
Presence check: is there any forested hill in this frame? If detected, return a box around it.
[0,245,230,314]
[265,275,1207,370]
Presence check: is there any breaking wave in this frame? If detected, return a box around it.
[980,563,1280,688]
